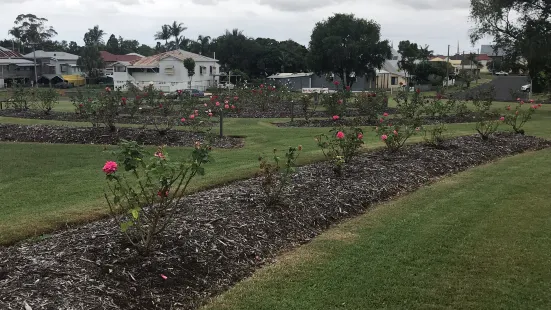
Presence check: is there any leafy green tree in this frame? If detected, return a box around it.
[397,40,419,81]
[83,25,105,46]
[78,45,104,79]
[183,57,196,88]
[169,21,187,47]
[105,34,119,54]
[67,41,81,55]
[10,14,57,51]
[470,0,551,92]
[308,13,391,88]
[118,37,139,54]
[137,44,155,56]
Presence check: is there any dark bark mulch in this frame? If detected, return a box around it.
[0,124,243,148]
[274,113,482,127]
[0,133,549,310]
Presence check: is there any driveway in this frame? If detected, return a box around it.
[456,76,530,102]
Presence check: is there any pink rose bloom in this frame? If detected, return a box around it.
[194,110,199,115]
[357,133,363,140]
[204,103,208,107]
[531,104,537,109]
[499,116,505,121]
[381,134,388,141]
[208,112,213,117]
[517,97,520,101]
[415,127,420,131]
[393,130,398,135]
[180,117,186,122]
[215,101,220,106]
[260,84,264,88]
[379,118,384,123]
[234,96,239,101]
[161,274,167,280]
[338,99,343,105]
[154,152,165,159]
[102,161,117,174]
[520,101,524,105]
[190,114,195,119]
[332,115,340,120]
[333,81,340,86]
[336,131,345,139]
[224,100,229,104]
[105,87,111,92]
[538,103,542,107]
[383,112,389,117]
[231,105,236,109]
[224,104,230,109]
[530,99,534,103]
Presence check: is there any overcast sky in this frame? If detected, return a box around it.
[1,0,491,55]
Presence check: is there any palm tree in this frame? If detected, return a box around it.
[154,24,171,46]
[418,44,433,60]
[169,21,187,47]
[83,25,105,46]
[8,27,23,52]
[197,35,211,55]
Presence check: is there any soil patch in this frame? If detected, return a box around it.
[0,124,243,148]
[0,133,548,309]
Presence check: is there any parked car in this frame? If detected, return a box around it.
[217,82,235,90]
[183,89,205,97]
[163,91,180,99]
[494,71,509,76]
[521,84,531,92]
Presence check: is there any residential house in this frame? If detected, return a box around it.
[22,50,84,86]
[480,45,506,60]
[0,47,35,88]
[476,54,491,72]
[99,51,143,76]
[112,49,220,91]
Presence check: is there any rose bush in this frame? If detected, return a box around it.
[375,112,418,151]
[502,98,540,135]
[316,120,364,175]
[103,139,212,254]
[258,146,302,206]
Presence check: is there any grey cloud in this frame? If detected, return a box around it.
[256,0,339,11]
[394,0,469,10]
[191,0,224,5]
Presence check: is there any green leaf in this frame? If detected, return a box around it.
[131,208,139,219]
[120,220,133,232]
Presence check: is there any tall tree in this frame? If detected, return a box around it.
[397,40,419,81]
[67,41,81,55]
[169,21,187,47]
[118,36,139,54]
[137,44,155,56]
[83,25,105,46]
[309,13,391,87]
[105,34,119,54]
[154,25,171,46]
[470,0,551,92]
[183,57,195,88]
[10,14,57,56]
[196,35,211,55]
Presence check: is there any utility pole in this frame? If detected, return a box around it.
[29,42,38,88]
[446,44,450,87]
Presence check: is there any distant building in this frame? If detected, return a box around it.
[0,47,35,87]
[480,45,507,58]
[112,49,220,91]
[22,50,84,86]
[99,51,143,76]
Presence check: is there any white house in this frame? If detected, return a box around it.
[112,49,221,91]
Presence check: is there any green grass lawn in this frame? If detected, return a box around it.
[203,148,551,310]
[0,102,550,244]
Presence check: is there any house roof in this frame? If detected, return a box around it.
[100,51,142,63]
[476,54,491,61]
[480,45,506,57]
[130,49,217,68]
[0,46,23,58]
[126,52,144,57]
[267,72,313,79]
[0,58,34,65]
[22,50,79,60]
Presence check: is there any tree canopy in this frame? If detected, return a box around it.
[308,13,391,87]
[470,0,551,91]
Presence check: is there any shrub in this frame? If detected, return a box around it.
[33,88,60,115]
[96,87,122,132]
[299,94,318,122]
[472,87,500,140]
[9,84,29,111]
[375,112,418,151]
[393,88,424,127]
[103,139,212,255]
[258,146,301,206]
[422,96,453,146]
[355,91,388,121]
[316,121,364,175]
[502,99,540,134]
[321,92,346,117]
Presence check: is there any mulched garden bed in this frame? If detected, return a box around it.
[0,133,549,309]
[0,124,243,148]
[274,113,482,127]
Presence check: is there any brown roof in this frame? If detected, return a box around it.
[130,50,217,68]
[0,46,23,58]
[476,54,491,61]
[100,51,142,63]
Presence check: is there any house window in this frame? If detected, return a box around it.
[209,66,212,75]
[391,77,397,85]
[164,67,174,75]
[200,66,203,75]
